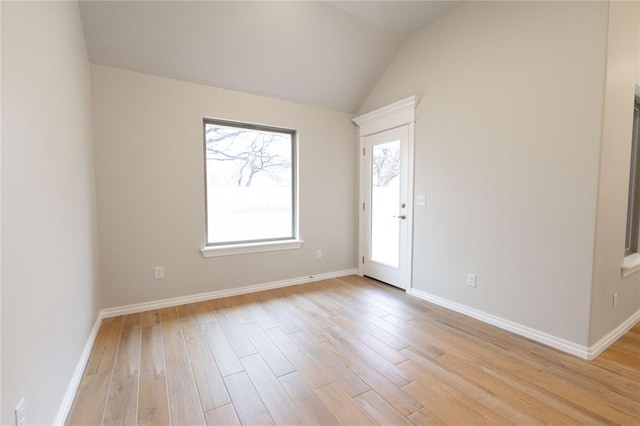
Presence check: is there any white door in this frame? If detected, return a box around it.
[363,125,410,289]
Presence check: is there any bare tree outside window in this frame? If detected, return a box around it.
[204,119,296,245]
[370,140,401,267]
[372,144,400,187]
[205,125,291,187]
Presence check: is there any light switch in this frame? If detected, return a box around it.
[416,195,426,206]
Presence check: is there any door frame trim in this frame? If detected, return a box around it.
[353,96,420,291]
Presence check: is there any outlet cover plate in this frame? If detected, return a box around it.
[154,266,164,279]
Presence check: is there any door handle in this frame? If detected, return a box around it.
[394,215,406,220]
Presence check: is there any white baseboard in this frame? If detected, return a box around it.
[409,289,640,360]
[407,288,591,359]
[54,272,637,423]
[101,268,359,318]
[53,312,104,425]
[587,308,640,360]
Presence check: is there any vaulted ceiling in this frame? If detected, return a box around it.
[79,1,461,113]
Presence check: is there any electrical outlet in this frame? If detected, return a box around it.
[154,266,164,279]
[316,249,322,259]
[15,398,25,426]
[467,273,477,288]
[613,293,618,309]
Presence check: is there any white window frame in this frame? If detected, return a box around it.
[200,118,302,258]
[622,96,640,277]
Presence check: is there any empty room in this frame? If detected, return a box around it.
[2,0,639,424]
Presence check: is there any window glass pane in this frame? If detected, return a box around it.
[370,140,400,267]
[205,121,294,245]
[626,106,639,251]
[626,102,640,254]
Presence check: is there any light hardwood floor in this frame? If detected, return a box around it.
[67,275,640,425]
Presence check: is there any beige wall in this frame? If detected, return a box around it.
[589,0,640,345]
[91,65,357,308]
[1,2,100,424]
[359,1,609,345]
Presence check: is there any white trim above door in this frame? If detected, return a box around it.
[353,96,419,291]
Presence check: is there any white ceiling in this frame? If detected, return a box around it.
[79,1,461,113]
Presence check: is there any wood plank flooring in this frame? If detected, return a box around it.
[67,275,640,425]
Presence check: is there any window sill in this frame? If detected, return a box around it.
[622,253,640,277]
[200,239,303,258]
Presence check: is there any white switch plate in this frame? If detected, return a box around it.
[416,195,426,206]
[316,249,322,259]
[467,273,477,288]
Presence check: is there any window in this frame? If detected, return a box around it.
[625,97,640,255]
[202,119,300,256]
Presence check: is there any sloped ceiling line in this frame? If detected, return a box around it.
[79,1,461,113]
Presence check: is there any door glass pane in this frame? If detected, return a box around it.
[370,140,400,267]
